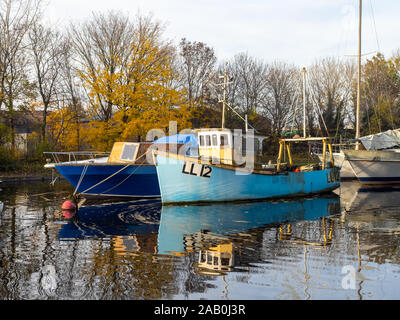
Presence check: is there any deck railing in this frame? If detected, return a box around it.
[43,151,110,164]
[310,142,357,155]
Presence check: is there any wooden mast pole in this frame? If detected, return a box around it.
[302,67,307,138]
[355,0,362,150]
[221,63,227,129]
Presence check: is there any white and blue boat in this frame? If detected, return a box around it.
[45,135,198,198]
[50,142,160,198]
[154,129,340,204]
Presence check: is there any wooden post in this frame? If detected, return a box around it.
[322,139,327,170]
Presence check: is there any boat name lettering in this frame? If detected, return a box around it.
[182,162,212,178]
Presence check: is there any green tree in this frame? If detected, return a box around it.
[360,53,400,135]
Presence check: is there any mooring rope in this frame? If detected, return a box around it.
[73,163,89,196]
[98,164,145,195]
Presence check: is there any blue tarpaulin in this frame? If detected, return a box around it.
[152,134,198,146]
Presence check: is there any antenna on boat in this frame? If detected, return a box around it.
[214,63,256,132]
[219,62,229,129]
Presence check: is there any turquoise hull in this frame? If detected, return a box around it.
[155,154,340,204]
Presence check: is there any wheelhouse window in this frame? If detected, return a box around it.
[220,134,229,146]
[120,144,137,161]
[200,135,205,147]
[212,134,218,146]
[206,135,211,146]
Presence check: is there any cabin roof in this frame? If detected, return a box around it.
[195,128,233,133]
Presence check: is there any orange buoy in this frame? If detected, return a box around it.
[62,200,77,211]
[62,210,76,219]
[61,200,77,220]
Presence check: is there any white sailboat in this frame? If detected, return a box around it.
[343,129,400,184]
[340,0,400,184]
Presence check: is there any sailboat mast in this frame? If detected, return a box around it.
[355,0,362,150]
[302,67,307,138]
[221,64,227,129]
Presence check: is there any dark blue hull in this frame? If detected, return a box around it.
[55,164,160,197]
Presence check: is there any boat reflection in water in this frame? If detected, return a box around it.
[58,199,162,255]
[58,195,340,275]
[338,181,400,232]
[158,195,340,275]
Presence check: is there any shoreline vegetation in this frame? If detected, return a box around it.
[0,158,55,181]
[1,1,400,177]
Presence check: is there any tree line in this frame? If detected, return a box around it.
[1,0,400,159]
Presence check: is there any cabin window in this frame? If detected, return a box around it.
[220,134,228,146]
[200,251,206,263]
[221,257,230,266]
[206,135,211,146]
[120,144,137,161]
[200,135,205,147]
[212,134,218,146]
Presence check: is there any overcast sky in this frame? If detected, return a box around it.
[47,0,399,67]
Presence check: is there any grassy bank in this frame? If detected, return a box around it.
[0,158,56,181]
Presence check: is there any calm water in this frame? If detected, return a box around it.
[1,180,400,300]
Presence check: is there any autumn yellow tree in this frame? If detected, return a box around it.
[46,106,80,151]
[78,17,192,150]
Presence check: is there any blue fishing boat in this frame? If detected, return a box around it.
[154,129,340,204]
[45,134,198,198]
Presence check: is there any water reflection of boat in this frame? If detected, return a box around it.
[57,195,340,270]
[157,195,340,256]
[58,199,161,254]
[339,181,400,213]
[333,182,400,285]
[196,243,234,276]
